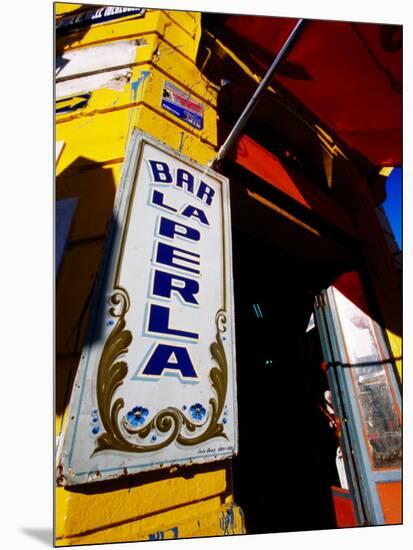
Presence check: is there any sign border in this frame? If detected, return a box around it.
[57,130,238,485]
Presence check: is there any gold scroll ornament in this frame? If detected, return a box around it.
[93,287,228,455]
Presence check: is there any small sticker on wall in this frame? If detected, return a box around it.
[161,81,204,130]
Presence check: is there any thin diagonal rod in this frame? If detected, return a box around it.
[212,18,306,166]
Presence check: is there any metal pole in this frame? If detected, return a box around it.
[211,18,306,167]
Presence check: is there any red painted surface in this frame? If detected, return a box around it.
[232,133,357,237]
[233,133,309,207]
[332,271,369,314]
[217,17,402,167]
[331,486,358,528]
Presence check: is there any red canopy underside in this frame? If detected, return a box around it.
[220,16,402,167]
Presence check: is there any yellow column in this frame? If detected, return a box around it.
[55,5,245,545]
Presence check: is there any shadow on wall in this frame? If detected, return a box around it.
[56,155,118,428]
[67,458,232,496]
[55,5,95,58]
[56,156,119,352]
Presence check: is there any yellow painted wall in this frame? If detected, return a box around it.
[387,330,402,379]
[55,4,244,545]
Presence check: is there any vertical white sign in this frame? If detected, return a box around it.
[57,131,238,485]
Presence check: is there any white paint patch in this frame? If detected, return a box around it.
[56,68,132,98]
[56,40,138,79]
[56,40,138,98]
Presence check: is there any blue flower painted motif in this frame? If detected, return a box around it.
[126,406,149,427]
[190,403,206,421]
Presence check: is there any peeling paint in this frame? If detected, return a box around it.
[148,527,178,540]
[56,40,139,99]
[238,506,246,534]
[220,505,236,535]
[56,6,228,544]
[179,131,185,152]
[86,470,102,483]
[131,70,150,103]
[125,70,151,150]
[56,68,132,98]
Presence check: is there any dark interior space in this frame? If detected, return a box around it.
[231,228,344,534]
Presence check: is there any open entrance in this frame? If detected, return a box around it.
[230,188,360,533]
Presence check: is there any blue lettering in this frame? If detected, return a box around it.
[149,160,173,183]
[153,269,199,305]
[196,181,215,206]
[148,304,198,339]
[151,190,177,212]
[176,168,194,193]
[141,343,197,378]
[180,205,209,226]
[159,216,200,242]
[156,241,200,274]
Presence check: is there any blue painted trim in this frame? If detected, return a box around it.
[314,303,366,526]
[372,469,402,483]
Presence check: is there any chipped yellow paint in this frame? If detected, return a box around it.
[55,3,244,544]
[56,472,227,538]
[135,104,216,165]
[56,499,245,546]
[56,111,129,174]
[57,9,201,62]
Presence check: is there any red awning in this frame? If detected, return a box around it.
[214,16,402,167]
[232,133,358,238]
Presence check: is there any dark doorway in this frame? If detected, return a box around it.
[231,228,344,534]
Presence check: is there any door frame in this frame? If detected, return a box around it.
[314,279,402,526]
